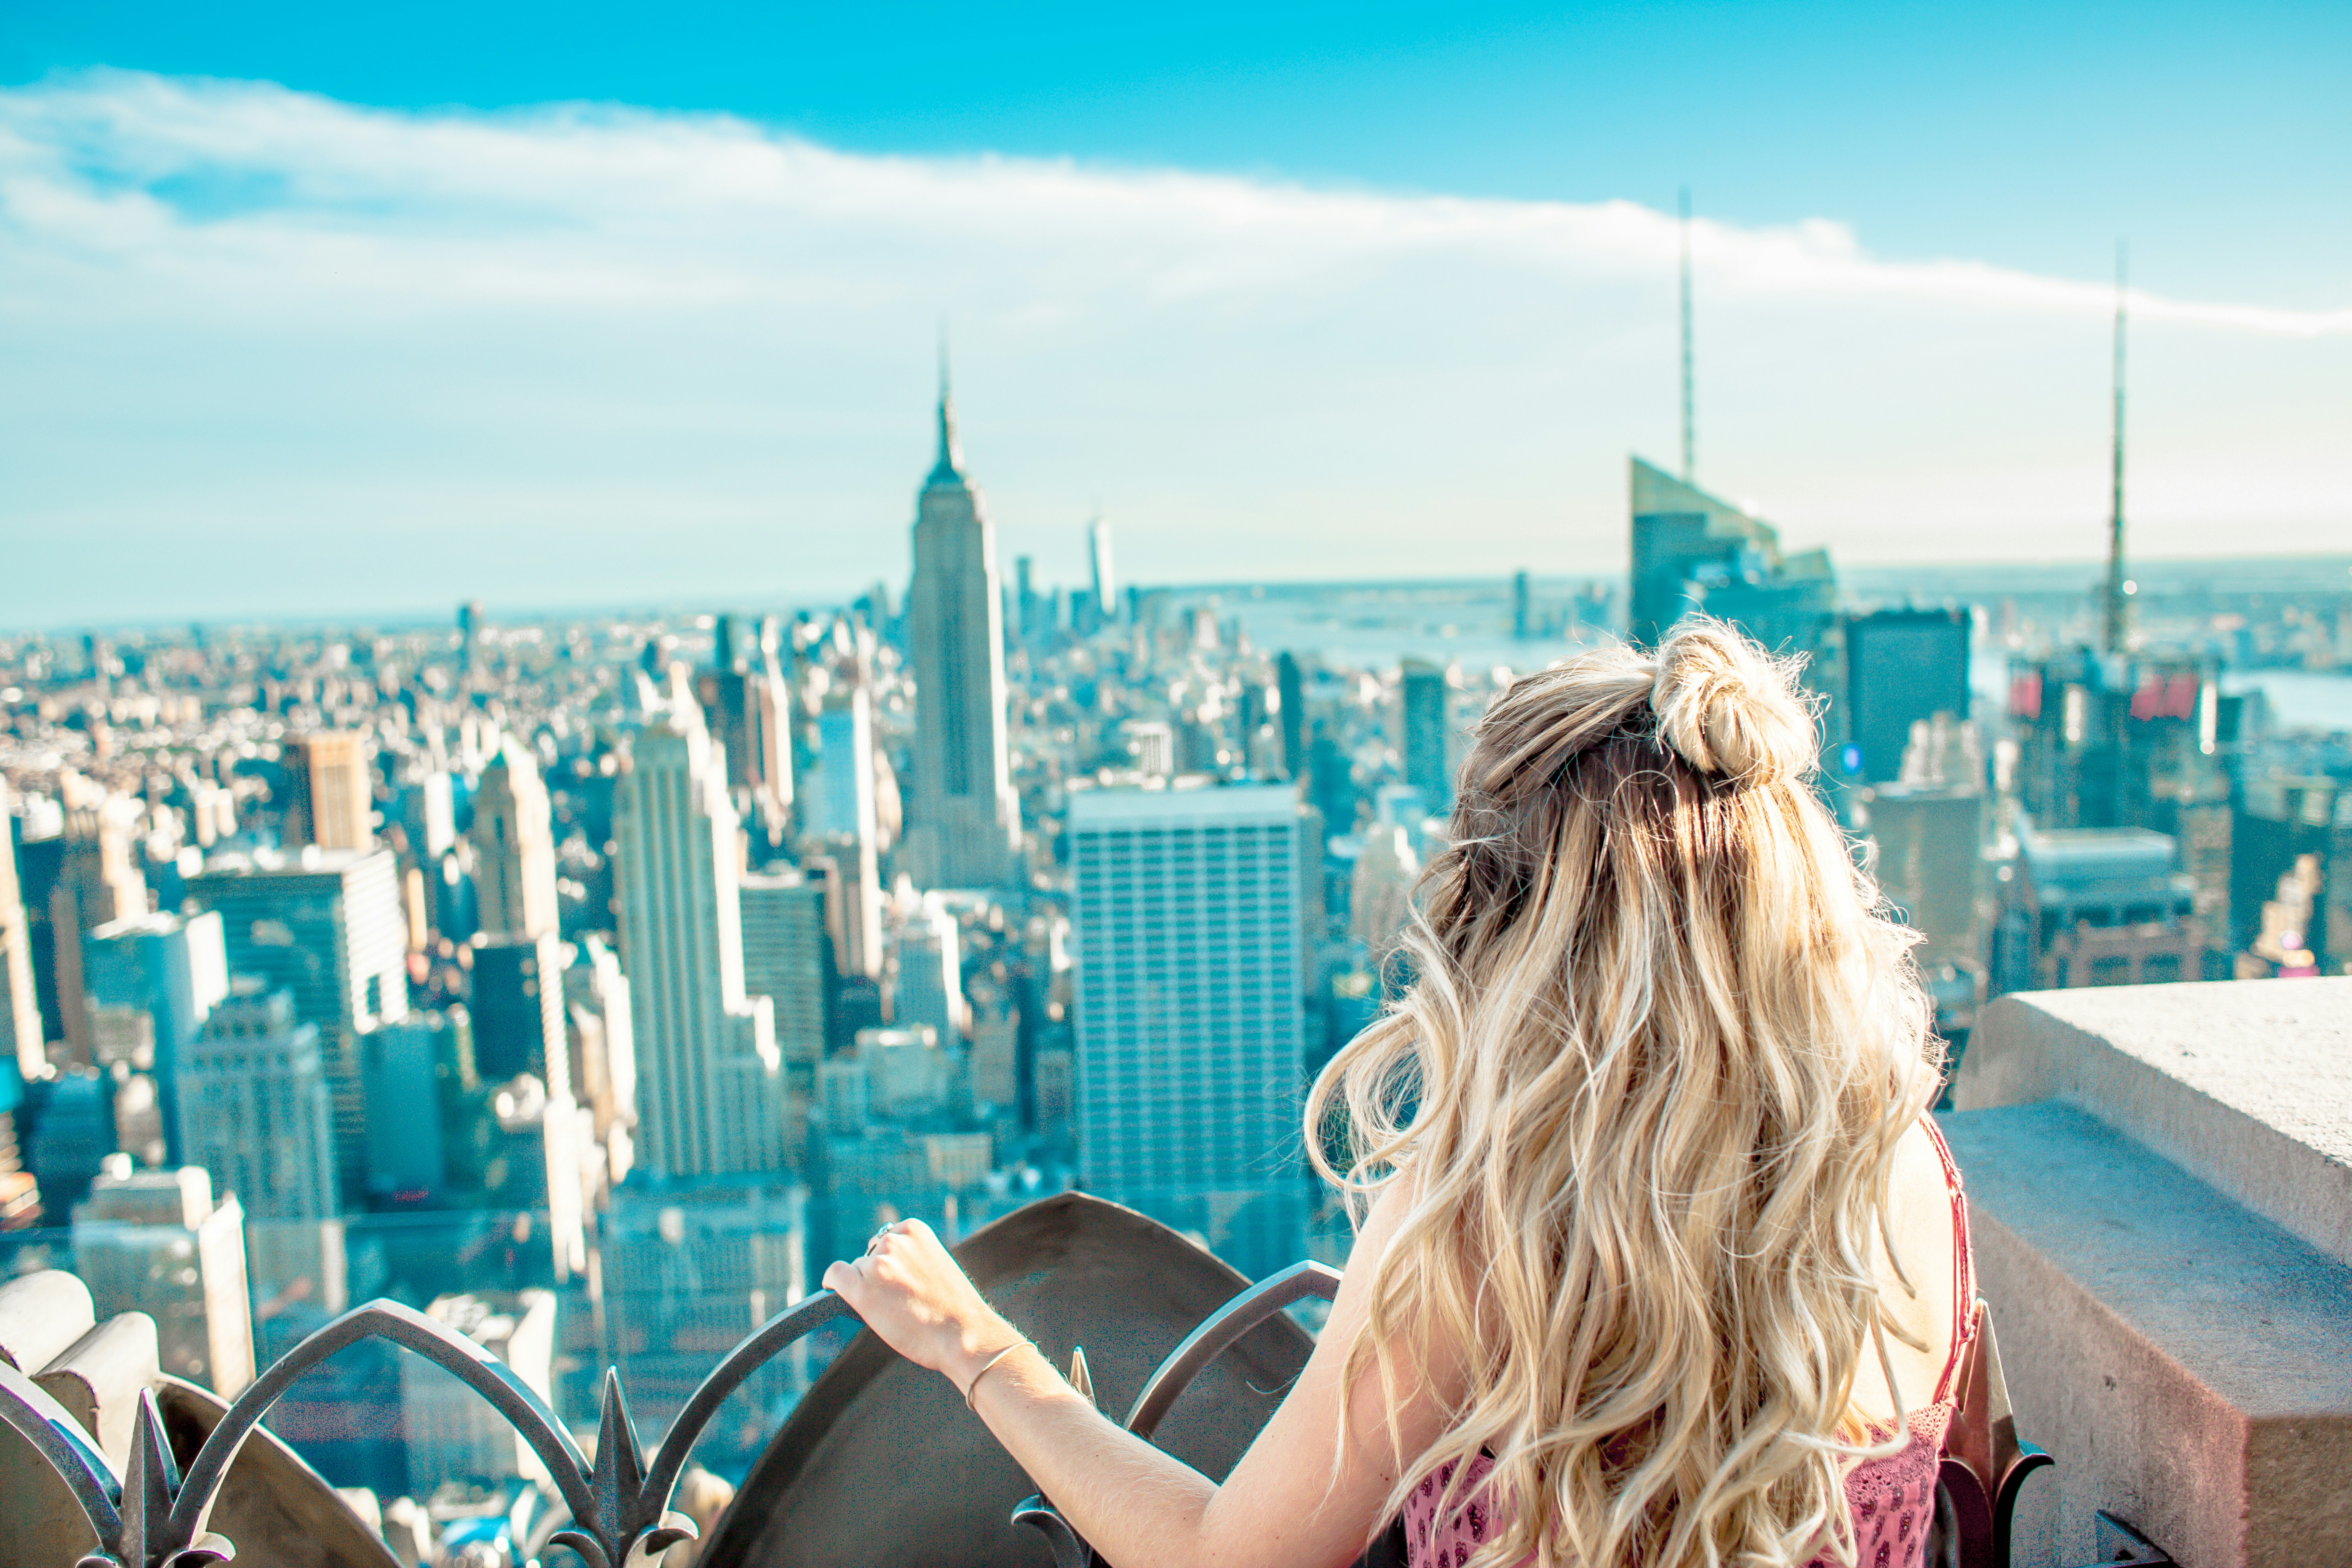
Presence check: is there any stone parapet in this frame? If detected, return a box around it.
[1956,978,2352,1265]
[1948,980,2352,1568]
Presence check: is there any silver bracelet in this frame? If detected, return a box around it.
[963,1341,1028,1412]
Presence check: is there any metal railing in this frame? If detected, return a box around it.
[1,1288,850,1568]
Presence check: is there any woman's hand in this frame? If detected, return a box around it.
[820,1219,1022,1393]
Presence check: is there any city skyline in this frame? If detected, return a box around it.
[2,67,2348,629]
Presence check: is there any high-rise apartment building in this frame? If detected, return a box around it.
[282,732,375,853]
[471,741,559,940]
[1069,782,1306,1274]
[615,701,785,1177]
[184,848,407,1204]
[906,378,1021,888]
[182,989,338,1221]
[71,1163,256,1396]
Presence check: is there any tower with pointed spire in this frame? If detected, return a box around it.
[2102,243,2130,655]
[906,348,1021,888]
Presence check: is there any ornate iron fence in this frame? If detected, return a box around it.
[0,1261,1342,1568]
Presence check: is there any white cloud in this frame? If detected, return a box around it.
[0,69,2345,627]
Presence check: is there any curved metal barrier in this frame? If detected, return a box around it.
[0,1288,852,1568]
[1010,1259,1344,1568]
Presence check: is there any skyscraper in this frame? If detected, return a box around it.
[906,370,1021,889]
[470,740,559,940]
[470,931,568,1091]
[1088,517,1116,629]
[1626,457,1837,654]
[1400,659,1457,810]
[739,869,829,1166]
[182,989,338,1221]
[0,779,43,1079]
[183,848,407,1204]
[282,733,375,853]
[1844,609,1973,786]
[1275,653,1306,783]
[81,910,229,1165]
[1069,781,1305,1274]
[615,698,785,1178]
[697,614,796,847]
[809,684,884,980]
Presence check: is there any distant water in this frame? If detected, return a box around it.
[1167,580,1589,675]
[2225,670,2352,736]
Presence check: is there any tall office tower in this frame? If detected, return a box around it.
[49,793,154,1067]
[1626,456,1838,653]
[81,911,229,1165]
[697,615,796,847]
[457,599,486,677]
[1275,653,1306,782]
[0,779,43,1079]
[1400,659,1458,810]
[889,900,965,1045]
[739,871,829,1084]
[470,931,569,1094]
[1512,570,1533,640]
[184,848,408,1204]
[363,1012,450,1203]
[282,732,375,853]
[1088,517,1116,629]
[811,688,886,990]
[1014,556,1040,643]
[906,374,1021,889]
[398,768,457,861]
[1844,609,1973,786]
[471,741,559,940]
[615,701,785,1177]
[71,1163,255,1396]
[182,989,338,1221]
[1069,782,1306,1277]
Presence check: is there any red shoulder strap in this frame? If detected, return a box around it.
[1919,1115,1976,1406]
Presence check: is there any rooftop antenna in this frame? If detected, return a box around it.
[2102,243,2129,654]
[1679,187,1696,483]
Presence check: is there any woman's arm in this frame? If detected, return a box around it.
[821,1178,1454,1568]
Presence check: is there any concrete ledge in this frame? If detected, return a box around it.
[1942,1100,2352,1568]
[1955,979,2352,1267]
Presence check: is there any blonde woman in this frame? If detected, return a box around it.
[827,619,1973,1568]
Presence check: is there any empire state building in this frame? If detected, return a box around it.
[906,368,1021,888]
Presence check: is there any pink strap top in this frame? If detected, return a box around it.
[1404,1118,1976,1568]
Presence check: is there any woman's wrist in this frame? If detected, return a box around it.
[941,1310,1025,1388]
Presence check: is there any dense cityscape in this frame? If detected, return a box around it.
[1,370,2348,1559]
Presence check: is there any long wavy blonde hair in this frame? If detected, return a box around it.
[1307,619,1941,1568]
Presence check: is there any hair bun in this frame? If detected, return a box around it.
[1648,619,1817,785]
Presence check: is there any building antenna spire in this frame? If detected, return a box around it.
[1679,187,1696,483]
[933,322,961,477]
[2103,242,2129,654]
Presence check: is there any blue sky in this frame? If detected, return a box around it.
[2,3,2348,626]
